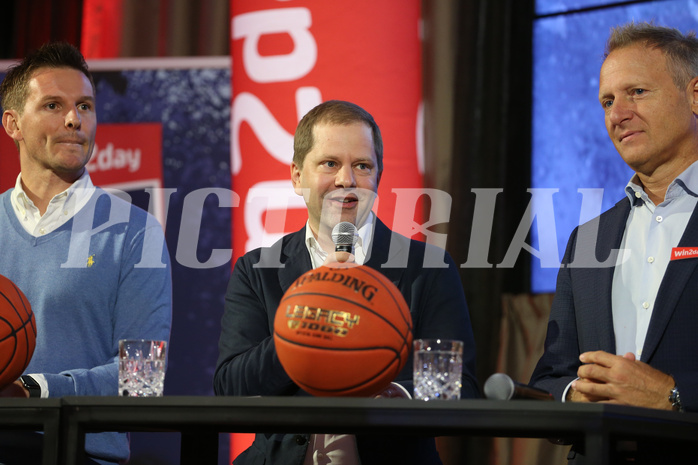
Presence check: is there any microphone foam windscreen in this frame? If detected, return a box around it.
[483,373,515,400]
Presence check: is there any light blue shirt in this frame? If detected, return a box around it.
[612,161,698,359]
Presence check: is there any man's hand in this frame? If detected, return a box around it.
[322,251,357,268]
[569,350,674,410]
[567,379,608,403]
[0,380,29,398]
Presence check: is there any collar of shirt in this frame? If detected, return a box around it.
[10,170,96,237]
[614,160,698,359]
[624,160,698,210]
[304,212,375,269]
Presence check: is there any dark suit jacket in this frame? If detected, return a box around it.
[214,218,478,465]
[530,198,698,412]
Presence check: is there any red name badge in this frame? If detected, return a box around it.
[671,247,698,261]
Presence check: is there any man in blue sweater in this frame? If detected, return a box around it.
[0,43,172,464]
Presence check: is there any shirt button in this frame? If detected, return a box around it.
[294,435,307,445]
[647,256,654,263]
[642,301,650,309]
[39,228,46,235]
[656,216,663,222]
[635,191,642,198]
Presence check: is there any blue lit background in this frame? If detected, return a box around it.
[531,0,698,292]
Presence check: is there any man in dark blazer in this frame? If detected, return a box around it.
[214,100,478,465]
[530,22,698,463]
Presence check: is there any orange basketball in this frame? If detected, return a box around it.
[273,264,412,397]
[0,274,36,389]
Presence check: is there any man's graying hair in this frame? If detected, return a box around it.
[605,22,698,89]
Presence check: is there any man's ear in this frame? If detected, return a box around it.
[691,76,698,117]
[290,162,303,196]
[2,110,22,142]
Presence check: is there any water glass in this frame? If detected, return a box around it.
[413,339,463,401]
[118,339,167,397]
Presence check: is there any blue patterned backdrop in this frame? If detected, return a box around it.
[92,62,232,463]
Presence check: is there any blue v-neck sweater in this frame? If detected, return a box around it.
[0,188,172,464]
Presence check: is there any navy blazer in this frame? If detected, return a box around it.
[214,218,478,465]
[530,198,698,411]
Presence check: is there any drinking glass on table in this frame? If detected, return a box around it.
[118,339,167,397]
[413,339,463,401]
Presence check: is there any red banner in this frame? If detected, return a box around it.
[81,0,124,59]
[85,123,162,186]
[231,0,423,261]
[229,0,422,458]
[0,135,20,191]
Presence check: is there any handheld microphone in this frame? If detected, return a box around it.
[484,373,554,401]
[331,222,358,253]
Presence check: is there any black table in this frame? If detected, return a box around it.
[0,398,61,465]
[57,396,698,465]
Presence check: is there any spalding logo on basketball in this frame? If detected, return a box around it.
[0,274,36,389]
[273,264,412,397]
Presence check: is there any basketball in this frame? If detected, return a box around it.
[0,274,36,389]
[273,264,412,397]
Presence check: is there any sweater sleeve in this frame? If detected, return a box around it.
[44,210,173,398]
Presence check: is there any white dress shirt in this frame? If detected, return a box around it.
[301,214,376,465]
[10,171,96,237]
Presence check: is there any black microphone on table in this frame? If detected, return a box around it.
[484,373,554,401]
[331,222,358,253]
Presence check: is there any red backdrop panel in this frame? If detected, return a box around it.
[229,0,422,459]
[231,0,423,261]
